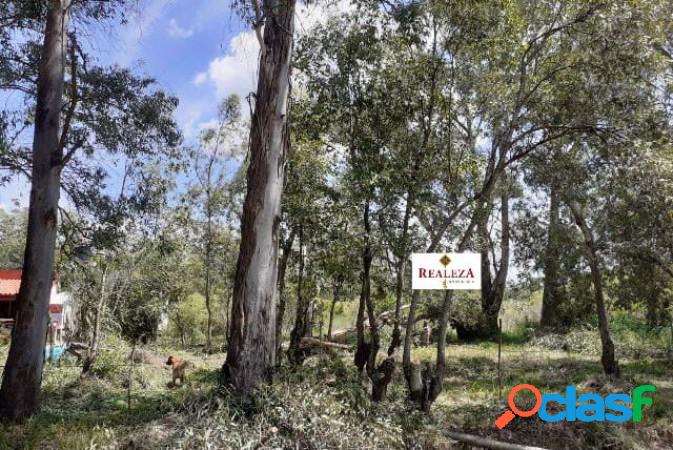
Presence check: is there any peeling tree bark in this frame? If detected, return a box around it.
[221,0,296,395]
[389,194,412,355]
[0,0,71,422]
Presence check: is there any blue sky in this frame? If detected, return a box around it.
[0,1,347,210]
[99,0,257,138]
[0,0,260,209]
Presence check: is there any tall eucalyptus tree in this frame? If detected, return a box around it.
[222,0,297,395]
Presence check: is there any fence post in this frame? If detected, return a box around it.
[498,318,503,401]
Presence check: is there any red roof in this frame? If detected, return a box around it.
[0,270,22,298]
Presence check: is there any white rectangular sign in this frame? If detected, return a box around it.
[411,253,481,290]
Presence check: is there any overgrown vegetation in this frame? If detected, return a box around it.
[1,0,672,448]
[2,311,672,449]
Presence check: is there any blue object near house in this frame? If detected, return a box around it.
[45,344,65,362]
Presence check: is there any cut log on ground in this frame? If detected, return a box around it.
[330,307,430,343]
[445,431,550,450]
[299,337,352,351]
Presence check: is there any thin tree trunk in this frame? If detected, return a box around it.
[354,200,373,375]
[567,201,619,377]
[0,0,71,422]
[204,154,216,354]
[82,266,107,375]
[327,281,340,339]
[540,184,562,327]
[404,213,478,410]
[205,249,212,354]
[390,21,440,356]
[367,286,395,402]
[456,189,509,341]
[479,202,493,308]
[275,228,295,361]
[485,188,510,330]
[358,200,394,401]
[221,0,296,394]
[390,194,412,356]
[412,290,453,412]
[288,225,309,365]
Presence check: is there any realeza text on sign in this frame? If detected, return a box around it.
[411,253,481,290]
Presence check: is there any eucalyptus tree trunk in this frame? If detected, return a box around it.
[327,280,341,339]
[288,226,309,366]
[404,209,479,411]
[354,200,394,401]
[390,23,440,357]
[389,195,412,355]
[454,189,509,341]
[275,228,295,361]
[407,290,453,412]
[204,148,221,354]
[221,0,296,394]
[540,185,563,327]
[0,0,71,422]
[82,266,107,375]
[367,286,395,402]
[354,200,373,376]
[567,201,620,377]
[204,179,213,354]
[484,188,510,331]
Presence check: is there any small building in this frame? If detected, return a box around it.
[0,270,70,359]
[0,270,23,337]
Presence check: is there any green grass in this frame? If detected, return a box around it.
[1,298,673,449]
[1,337,672,449]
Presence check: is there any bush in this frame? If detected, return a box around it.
[88,335,129,380]
[167,293,207,347]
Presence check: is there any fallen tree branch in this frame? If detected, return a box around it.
[299,337,352,351]
[329,308,431,343]
[445,431,550,450]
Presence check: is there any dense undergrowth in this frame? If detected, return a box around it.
[1,312,672,449]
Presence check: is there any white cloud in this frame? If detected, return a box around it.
[183,2,354,147]
[168,18,194,39]
[195,31,260,99]
[192,71,208,86]
[192,3,352,101]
